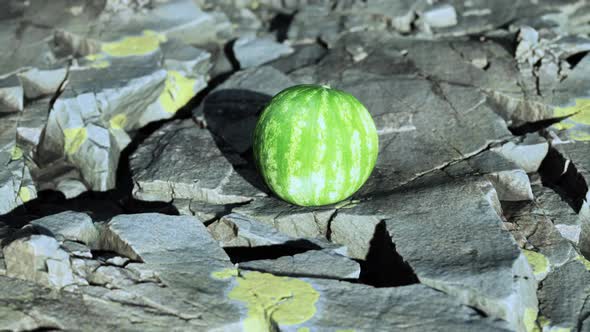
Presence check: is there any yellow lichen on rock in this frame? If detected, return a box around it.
[523,249,550,278]
[227,271,319,331]
[63,127,87,155]
[18,187,31,203]
[553,99,590,141]
[10,146,23,160]
[523,307,539,332]
[101,30,166,57]
[211,268,238,280]
[109,114,128,130]
[159,71,197,114]
[575,255,590,271]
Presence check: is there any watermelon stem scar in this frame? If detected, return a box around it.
[253,84,379,207]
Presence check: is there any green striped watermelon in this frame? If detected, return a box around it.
[253,84,379,206]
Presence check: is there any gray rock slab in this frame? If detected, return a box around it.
[537,260,590,331]
[30,211,99,246]
[130,119,263,204]
[95,213,245,327]
[233,35,293,68]
[0,74,23,113]
[17,67,68,99]
[331,178,538,331]
[3,235,75,289]
[101,213,231,265]
[0,275,201,331]
[62,240,93,258]
[208,213,348,256]
[551,142,590,255]
[232,197,337,238]
[269,43,328,74]
[304,279,512,331]
[0,113,37,214]
[87,265,137,289]
[219,270,511,331]
[422,4,458,29]
[240,249,360,279]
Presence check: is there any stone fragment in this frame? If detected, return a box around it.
[232,197,337,238]
[0,74,23,113]
[101,213,230,265]
[31,211,99,246]
[0,114,37,214]
[71,258,101,280]
[106,256,129,267]
[504,181,579,269]
[130,119,262,204]
[233,35,293,68]
[422,4,458,29]
[62,240,93,258]
[240,249,360,279]
[494,141,549,173]
[3,235,75,288]
[87,265,137,289]
[208,213,347,254]
[17,67,68,99]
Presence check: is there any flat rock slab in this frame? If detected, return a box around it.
[240,249,360,279]
[537,260,590,331]
[331,178,537,331]
[95,213,243,327]
[30,211,99,246]
[130,119,263,205]
[213,270,511,331]
[233,35,293,68]
[232,197,337,239]
[0,275,200,331]
[101,213,230,265]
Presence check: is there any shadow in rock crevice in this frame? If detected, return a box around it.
[202,88,272,195]
[358,221,419,287]
[538,146,588,213]
[224,239,322,264]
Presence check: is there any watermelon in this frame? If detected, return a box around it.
[253,84,379,206]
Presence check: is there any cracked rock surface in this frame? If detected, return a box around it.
[2,0,590,331]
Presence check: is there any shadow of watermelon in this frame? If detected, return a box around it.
[201,88,272,195]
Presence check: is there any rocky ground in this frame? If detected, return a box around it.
[1,0,590,331]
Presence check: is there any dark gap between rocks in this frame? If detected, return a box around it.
[224,239,323,264]
[224,39,241,71]
[358,221,419,287]
[566,51,589,70]
[269,11,296,42]
[508,117,566,136]
[538,146,589,212]
[238,265,358,282]
[91,250,137,265]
